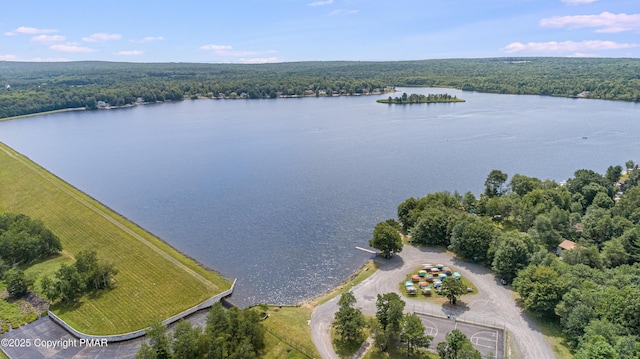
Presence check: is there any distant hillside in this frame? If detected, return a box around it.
[1,58,639,119]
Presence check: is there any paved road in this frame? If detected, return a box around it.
[0,309,211,359]
[310,245,554,359]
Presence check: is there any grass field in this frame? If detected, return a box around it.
[0,142,231,335]
[262,306,320,359]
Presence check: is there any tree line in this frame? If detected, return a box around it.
[136,302,265,359]
[0,213,62,299]
[1,57,639,119]
[0,212,117,303]
[40,250,118,303]
[393,160,640,357]
[377,93,464,104]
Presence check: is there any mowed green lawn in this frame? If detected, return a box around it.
[0,142,231,335]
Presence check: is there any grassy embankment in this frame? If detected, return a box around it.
[0,142,231,335]
[0,108,86,122]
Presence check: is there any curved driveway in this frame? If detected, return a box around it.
[310,245,554,359]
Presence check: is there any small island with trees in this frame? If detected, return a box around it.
[377,93,465,104]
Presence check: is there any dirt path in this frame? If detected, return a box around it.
[310,245,554,359]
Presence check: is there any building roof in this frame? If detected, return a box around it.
[558,239,577,251]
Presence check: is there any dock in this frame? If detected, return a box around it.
[355,246,377,254]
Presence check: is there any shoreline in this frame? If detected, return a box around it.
[0,107,87,122]
[0,90,400,122]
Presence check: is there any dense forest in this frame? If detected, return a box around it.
[1,57,639,119]
[396,161,640,358]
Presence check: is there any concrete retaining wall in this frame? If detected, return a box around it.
[48,279,236,342]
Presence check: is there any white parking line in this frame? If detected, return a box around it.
[421,318,439,337]
[470,331,498,358]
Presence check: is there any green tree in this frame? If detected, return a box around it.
[400,313,432,355]
[370,221,403,258]
[376,292,405,331]
[573,335,618,359]
[0,213,62,265]
[398,197,419,230]
[582,209,631,248]
[137,320,171,359]
[484,170,508,198]
[333,291,365,343]
[448,215,497,262]
[74,250,118,290]
[591,192,615,209]
[618,227,640,263]
[528,213,563,248]
[509,174,542,197]
[440,277,467,305]
[555,284,603,349]
[605,165,623,184]
[601,236,630,267]
[625,160,635,170]
[55,263,85,302]
[436,329,481,359]
[512,265,568,317]
[3,268,33,298]
[613,186,640,224]
[566,169,611,199]
[563,245,603,269]
[205,302,231,358]
[375,292,406,351]
[461,192,477,212]
[172,319,203,359]
[412,208,454,245]
[492,232,533,282]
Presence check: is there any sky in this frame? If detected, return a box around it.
[1,0,639,63]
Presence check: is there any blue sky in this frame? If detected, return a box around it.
[1,0,639,63]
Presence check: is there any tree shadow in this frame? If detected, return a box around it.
[374,253,405,272]
[441,301,471,318]
[50,300,84,315]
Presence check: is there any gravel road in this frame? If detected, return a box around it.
[310,245,554,359]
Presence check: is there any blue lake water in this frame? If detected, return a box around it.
[0,88,638,306]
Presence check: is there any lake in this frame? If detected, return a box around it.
[0,88,638,307]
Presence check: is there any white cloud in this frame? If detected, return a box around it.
[130,36,164,43]
[567,52,598,57]
[562,0,596,4]
[0,55,70,62]
[82,33,122,42]
[50,43,96,53]
[30,35,66,43]
[541,12,640,33]
[26,57,70,62]
[328,9,359,16]
[239,57,281,64]
[200,44,233,51]
[5,26,57,36]
[501,40,637,53]
[200,44,276,57]
[115,50,144,56]
[308,0,333,6]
